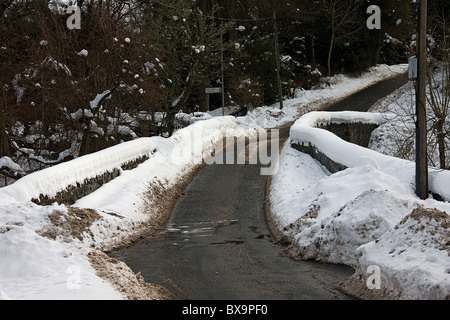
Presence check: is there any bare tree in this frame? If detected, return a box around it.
[426,4,449,169]
[319,0,363,76]
[141,0,229,135]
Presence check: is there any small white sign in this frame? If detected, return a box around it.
[408,56,418,80]
[205,87,222,94]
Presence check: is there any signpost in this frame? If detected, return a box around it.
[204,87,222,113]
[408,56,418,80]
[205,87,222,94]
[273,12,283,109]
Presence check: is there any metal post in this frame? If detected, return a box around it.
[415,0,428,199]
[220,26,245,117]
[273,11,283,109]
[221,32,225,117]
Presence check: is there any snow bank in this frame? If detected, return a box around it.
[270,111,450,299]
[271,143,419,264]
[74,116,253,219]
[0,202,123,299]
[345,206,450,300]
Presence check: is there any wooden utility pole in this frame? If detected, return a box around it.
[221,31,225,116]
[415,0,428,199]
[273,11,283,109]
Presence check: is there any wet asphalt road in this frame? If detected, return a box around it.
[326,73,408,112]
[109,73,408,300]
[110,144,353,300]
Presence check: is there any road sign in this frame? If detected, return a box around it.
[408,56,418,80]
[205,87,222,94]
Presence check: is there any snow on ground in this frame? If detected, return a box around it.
[347,206,450,299]
[270,109,450,299]
[2,63,433,300]
[0,203,123,300]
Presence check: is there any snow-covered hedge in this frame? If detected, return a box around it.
[290,111,450,201]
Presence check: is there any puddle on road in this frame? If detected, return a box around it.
[160,219,240,245]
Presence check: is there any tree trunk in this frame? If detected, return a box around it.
[79,125,91,156]
[1,89,10,157]
[0,120,10,158]
[327,31,335,77]
[436,119,446,169]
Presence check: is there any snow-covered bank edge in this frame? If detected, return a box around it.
[269,112,450,300]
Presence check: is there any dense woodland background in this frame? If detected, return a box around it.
[0,0,448,184]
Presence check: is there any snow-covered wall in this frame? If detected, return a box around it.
[0,117,240,205]
[292,111,385,128]
[290,111,450,202]
[0,138,157,205]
